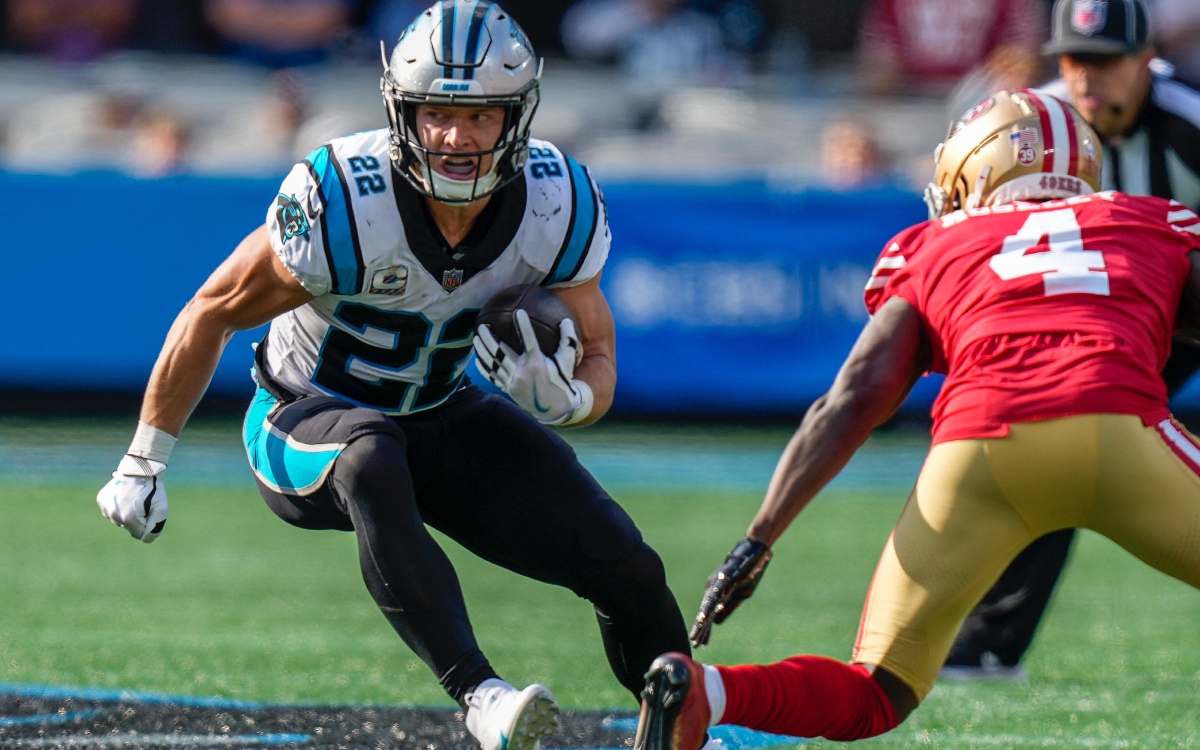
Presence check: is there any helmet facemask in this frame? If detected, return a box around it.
[379,2,542,204]
[382,70,539,203]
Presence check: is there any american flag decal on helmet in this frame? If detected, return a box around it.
[1010,128,1039,145]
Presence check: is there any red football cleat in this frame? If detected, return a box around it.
[634,653,712,750]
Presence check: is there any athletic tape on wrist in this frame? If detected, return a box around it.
[128,421,178,464]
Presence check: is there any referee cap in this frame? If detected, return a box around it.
[1043,0,1151,56]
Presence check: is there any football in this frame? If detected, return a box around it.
[476,284,572,356]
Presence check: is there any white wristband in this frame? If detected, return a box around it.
[552,380,595,427]
[128,421,178,464]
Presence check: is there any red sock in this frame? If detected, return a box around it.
[716,656,899,742]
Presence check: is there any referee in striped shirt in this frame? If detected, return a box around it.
[942,0,1200,680]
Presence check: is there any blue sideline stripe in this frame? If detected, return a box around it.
[243,389,342,494]
[0,710,101,726]
[304,146,361,295]
[600,717,807,748]
[8,733,311,747]
[243,734,311,744]
[548,158,598,284]
[0,683,264,710]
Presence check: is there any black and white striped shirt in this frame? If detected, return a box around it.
[1040,68,1200,210]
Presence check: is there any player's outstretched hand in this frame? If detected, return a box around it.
[96,455,169,543]
[690,537,773,648]
[474,309,584,425]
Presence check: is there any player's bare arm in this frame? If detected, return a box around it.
[689,296,930,717]
[552,273,615,426]
[141,224,314,436]
[98,224,313,543]
[690,297,931,647]
[746,297,930,547]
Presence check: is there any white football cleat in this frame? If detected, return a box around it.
[465,679,559,750]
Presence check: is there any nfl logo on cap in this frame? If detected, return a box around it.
[1072,0,1107,35]
[1045,0,1148,56]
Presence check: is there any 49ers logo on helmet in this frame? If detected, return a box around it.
[950,97,996,139]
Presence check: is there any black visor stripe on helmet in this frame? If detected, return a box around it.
[462,1,493,80]
[438,0,494,80]
[441,0,455,79]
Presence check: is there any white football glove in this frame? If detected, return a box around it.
[97,455,169,543]
[474,309,588,425]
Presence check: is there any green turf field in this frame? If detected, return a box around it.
[1,418,1199,747]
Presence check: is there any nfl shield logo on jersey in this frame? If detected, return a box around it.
[442,268,464,291]
[1071,0,1107,35]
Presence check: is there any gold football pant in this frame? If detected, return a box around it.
[852,414,1200,700]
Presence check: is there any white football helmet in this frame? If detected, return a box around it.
[923,89,1102,219]
[381,0,541,203]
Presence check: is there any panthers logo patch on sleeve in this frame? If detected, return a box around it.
[275,193,311,242]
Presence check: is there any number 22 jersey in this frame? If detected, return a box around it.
[261,128,609,414]
[865,192,1200,444]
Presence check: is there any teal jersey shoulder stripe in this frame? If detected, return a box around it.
[243,389,344,495]
[547,157,599,284]
[304,145,365,296]
[301,152,341,294]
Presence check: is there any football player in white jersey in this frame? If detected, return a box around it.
[95,2,690,747]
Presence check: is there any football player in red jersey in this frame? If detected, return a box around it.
[632,89,1200,747]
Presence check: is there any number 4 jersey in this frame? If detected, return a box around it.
[261,129,609,414]
[865,192,1200,444]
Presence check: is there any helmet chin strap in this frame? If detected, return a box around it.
[422,162,502,203]
[923,183,948,219]
[412,147,506,202]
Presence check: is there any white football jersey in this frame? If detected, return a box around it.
[262,128,610,414]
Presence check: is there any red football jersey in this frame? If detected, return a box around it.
[859,0,1045,85]
[865,192,1200,444]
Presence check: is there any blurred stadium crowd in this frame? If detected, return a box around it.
[0,0,1197,183]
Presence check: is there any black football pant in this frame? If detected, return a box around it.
[248,384,690,706]
[946,335,1200,668]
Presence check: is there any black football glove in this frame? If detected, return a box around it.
[689,537,773,648]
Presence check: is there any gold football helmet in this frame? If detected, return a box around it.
[923,89,1102,219]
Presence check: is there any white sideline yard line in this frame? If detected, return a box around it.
[6,733,310,747]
